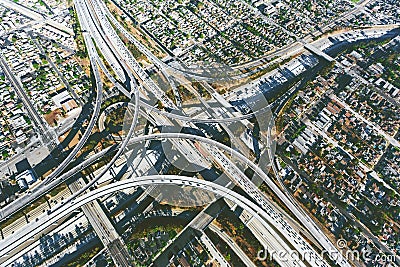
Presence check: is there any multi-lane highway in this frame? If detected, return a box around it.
[2,0,394,266]
[0,144,116,222]
[0,175,329,267]
[67,1,349,266]
[0,0,74,35]
[0,132,332,267]
[42,32,103,185]
[208,223,257,267]
[69,178,131,267]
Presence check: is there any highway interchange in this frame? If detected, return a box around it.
[0,0,398,266]
[1,175,331,267]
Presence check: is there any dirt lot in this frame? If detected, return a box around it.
[44,109,63,126]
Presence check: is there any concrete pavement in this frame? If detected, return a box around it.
[68,178,131,267]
